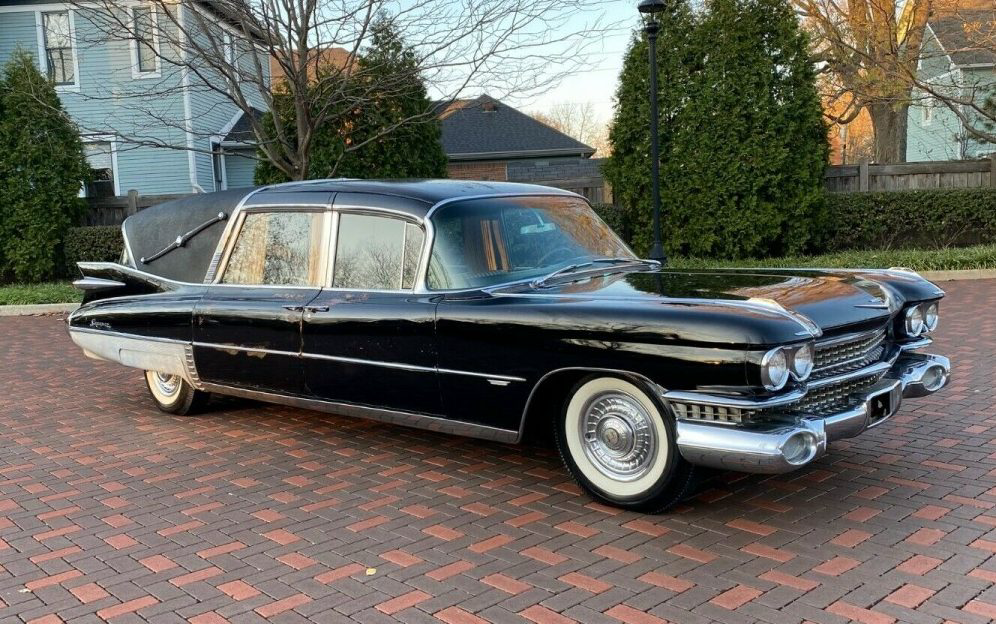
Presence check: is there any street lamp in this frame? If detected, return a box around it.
[638,0,670,264]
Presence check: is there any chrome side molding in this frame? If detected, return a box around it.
[198,382,519,444]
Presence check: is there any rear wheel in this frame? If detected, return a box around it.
[144,371,209,415]
[555,376,695,513]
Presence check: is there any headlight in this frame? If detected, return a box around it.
[790,342,814,381]
[905,305,925,336]
[761,346,790,391]
[923,302,939,332]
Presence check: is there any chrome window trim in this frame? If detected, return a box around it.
[415,192,599,295]
[326,204,427,294]
[212,204,333,288]
[121,222,137,269]
[203,186,272,283]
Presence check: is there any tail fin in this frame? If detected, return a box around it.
[74,262,179,304]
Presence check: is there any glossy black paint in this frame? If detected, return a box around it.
[68,182,946,438]
[302,291,441,414]
[193,285,321,394]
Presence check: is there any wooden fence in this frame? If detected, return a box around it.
[83,158,995,225]
[825,156,996,193]
[83,190,190,226]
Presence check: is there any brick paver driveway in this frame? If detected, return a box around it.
[2,279,995,624]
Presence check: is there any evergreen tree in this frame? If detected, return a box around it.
[256,18,447,183]
[605,0,828,259]
[603,4,700,255]
[0,47,91,281]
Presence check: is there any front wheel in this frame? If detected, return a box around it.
[555,376,695,513]
[144,371,209,415]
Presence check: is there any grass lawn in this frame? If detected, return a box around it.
[2,245,995,306]
[0,282,82,305]
[670,244,996,272]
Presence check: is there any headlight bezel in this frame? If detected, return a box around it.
[923,301,939,332]
[789,342,814,381]
[760,346,791,391]
[904,304,925,337]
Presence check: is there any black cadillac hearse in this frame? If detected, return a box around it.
[68,180,950,512]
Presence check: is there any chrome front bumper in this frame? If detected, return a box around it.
[670,352,950,474]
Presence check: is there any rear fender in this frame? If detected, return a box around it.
[74,262,183,304]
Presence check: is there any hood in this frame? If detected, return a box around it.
[502,268,918,333]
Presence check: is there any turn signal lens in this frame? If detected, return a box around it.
[790,342,814,381]
[761,347,790,391]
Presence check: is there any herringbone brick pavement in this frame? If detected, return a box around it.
[0,279,993,623]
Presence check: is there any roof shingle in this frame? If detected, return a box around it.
[439,95,595,160]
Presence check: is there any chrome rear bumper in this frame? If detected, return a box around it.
[671,352,949,474]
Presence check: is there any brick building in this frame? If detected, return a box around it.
[439,95,609,203]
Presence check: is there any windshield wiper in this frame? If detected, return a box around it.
[531,257,659,288]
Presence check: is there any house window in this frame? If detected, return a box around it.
[922,99,934,125]
[42,11,74,85]
[84,142,116,198]
[132,6,158,74]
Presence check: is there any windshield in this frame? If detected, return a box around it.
[426,196,635,290]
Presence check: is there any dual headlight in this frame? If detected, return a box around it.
[904,301,940,337]
[761,342,814,391]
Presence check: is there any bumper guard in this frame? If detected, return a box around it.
[669,352,950,474]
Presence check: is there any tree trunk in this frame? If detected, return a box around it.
[868,102,909,163]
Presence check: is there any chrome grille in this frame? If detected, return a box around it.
[670,402,757,424]
[791,375,881,415]
[812,328,887,380]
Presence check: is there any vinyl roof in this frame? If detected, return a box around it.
[248,178,580,219]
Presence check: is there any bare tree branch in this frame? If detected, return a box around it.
[57,0,625,181]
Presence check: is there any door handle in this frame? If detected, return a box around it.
[282,305,303,312]
[304,305,330,313]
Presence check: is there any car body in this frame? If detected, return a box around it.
[68,180,951,512]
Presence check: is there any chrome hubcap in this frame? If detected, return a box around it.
[579,392,658,482]
[153,372,181,397]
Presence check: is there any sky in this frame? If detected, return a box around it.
[504,2,640,125]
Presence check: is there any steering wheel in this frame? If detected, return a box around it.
[537,246,575,267]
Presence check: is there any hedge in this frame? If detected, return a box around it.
[822,188,996,252]
[63,225,122,277]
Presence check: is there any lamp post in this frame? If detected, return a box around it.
[638,0,669,264]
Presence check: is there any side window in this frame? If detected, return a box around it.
[332,213,424,290]
[221,211,324,286]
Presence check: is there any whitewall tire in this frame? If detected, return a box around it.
[144,370,208,415]
[555,376,695,513]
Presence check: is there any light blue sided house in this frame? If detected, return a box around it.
[0,0,268,196]
[907,10,996,161]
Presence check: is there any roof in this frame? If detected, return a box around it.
[223,108,265,144]
[438,95,595,161]
[929,10,996,66]
[254,179,579,219]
